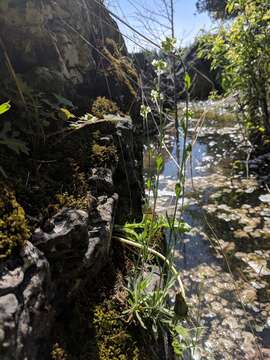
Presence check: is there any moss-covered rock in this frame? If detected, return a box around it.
[0,185,30,259]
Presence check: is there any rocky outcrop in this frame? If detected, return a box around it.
[0,242,52,360]
[0,117,143,359]
[178,42,222,100]
[0,0,135,108]
[32,194,118,303]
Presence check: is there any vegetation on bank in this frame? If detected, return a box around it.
[198,0,270,146]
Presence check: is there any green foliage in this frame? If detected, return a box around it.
[91,96,119,119]
[93,300,140,360]
[91,143,118,168]
[115,215,190,248]
[199,0,270,139]
[0,185,30,259]
[124,273,190,355]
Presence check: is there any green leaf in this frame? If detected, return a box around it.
[226,2,234,15]
[54,94,74,108]
[0,101,11,115]
[146,178,151,191]
[156,154,164,174]
[59,108,75,120]
[174,292,188,317]
[0,138,29,155]
[184,73,191,91]
[172,338,182,356]
[135,311,147,329]
[174,325,189,338]
[175,182,182,198]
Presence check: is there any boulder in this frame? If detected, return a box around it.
[179,42,222,100]
[0,0,132,108]
[0,242,52,360]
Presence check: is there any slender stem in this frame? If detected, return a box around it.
[113,236,186,300]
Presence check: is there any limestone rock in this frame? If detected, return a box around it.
[89,167,114,195]
[0,242,52,360]
[0,0,128,107]
[32,208,89,262]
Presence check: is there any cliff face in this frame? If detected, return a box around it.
[0,0,135,108]
[0,117,144,359]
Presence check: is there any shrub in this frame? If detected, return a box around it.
[0,186,30,259]
[91,97,119,119]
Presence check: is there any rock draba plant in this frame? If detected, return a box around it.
[199,0,270,143]
[114,35,195,356]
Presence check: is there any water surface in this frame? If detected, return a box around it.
[143,103,270,359]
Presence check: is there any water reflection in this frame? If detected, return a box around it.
[143,106,270,359]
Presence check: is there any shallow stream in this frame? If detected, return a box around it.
[143,102,270,359]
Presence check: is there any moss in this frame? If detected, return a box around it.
[91,143,118,168]
[51,193,90,213]
[102,39,138,99]
[0,185,30,259]
[51,343,69,360]
[91,96,119,119]
[93,300,140,360]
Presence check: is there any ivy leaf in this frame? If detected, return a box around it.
[0,101,11,115]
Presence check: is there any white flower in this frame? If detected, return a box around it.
[152,59,168,75]
[151,89,164,102]
[140,105,151,119]
[161,37,177,53]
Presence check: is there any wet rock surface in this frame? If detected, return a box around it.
[144,102,270,359]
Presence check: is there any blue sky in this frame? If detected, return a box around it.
[107,0,214,50]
